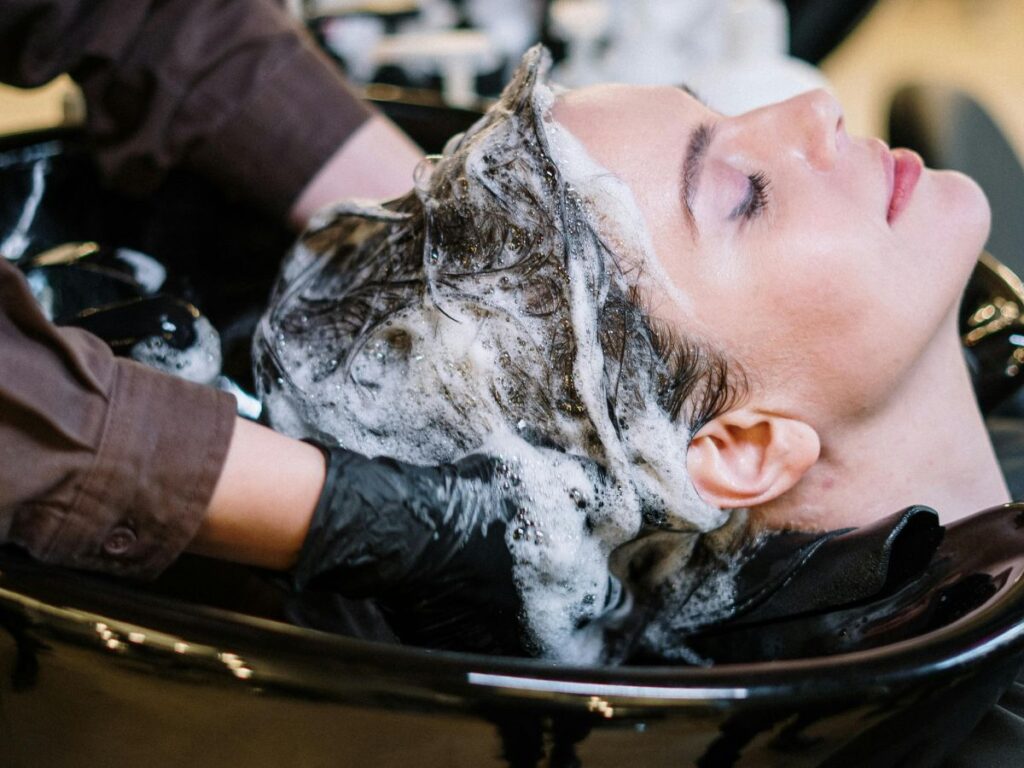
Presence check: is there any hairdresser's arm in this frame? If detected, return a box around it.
[0,258,236,578]
[189,419,324,570]
[1,252,322,576]
[198,432,535,655]
[288,115,423,228]
[0,0,421,223]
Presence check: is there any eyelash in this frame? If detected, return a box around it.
[731,171,770,221]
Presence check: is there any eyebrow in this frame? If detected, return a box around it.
[681,121,715,239]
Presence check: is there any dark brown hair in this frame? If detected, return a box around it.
[255,47,744,466]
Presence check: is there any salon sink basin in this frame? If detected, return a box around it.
[2,503,1024,767]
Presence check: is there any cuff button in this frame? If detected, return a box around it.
[104,525,137,556]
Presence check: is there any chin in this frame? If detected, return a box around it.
[896,169,990,330]
[931,169,991,260]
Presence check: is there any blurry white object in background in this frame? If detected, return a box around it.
[322,15,386,82]
[114,248,167,295]
[310,0,826,115]
[373,30,499,107]
[598,0,727,86]
[217,376,263,420]
[466,0,544,74]
[549,0,611,87]
[403,0,458,30]
[546,0,827,115]
[692,0,830,114]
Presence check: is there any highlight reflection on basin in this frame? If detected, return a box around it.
[3,107,1024,768]
[2,500,1024,768]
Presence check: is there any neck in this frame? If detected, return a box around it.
[757,322,1010,530]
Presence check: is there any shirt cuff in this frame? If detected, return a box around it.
[13,359,236,579]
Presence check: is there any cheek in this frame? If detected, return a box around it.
[745,235,913,392]
[754,228,882,330]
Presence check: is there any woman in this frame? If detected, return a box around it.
[553,75,1007,532]
[253,46,1009,662]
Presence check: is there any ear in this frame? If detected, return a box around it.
[686,407,820,509]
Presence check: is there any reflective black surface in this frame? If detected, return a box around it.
[961,253,1024,414]
[0,129,293,392]
[1,503,1024,767]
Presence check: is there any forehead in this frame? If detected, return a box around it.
[550,85,710,188]
[553,84,704,135]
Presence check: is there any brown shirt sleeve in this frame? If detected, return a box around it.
[0,258,236,578]
[0,0,373,218]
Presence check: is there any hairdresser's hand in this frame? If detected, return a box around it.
[292,445,529,655]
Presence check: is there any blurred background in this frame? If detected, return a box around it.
[1,0,1020,150]
[3,0,1023,405]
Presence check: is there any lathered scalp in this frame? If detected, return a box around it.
[254,46,744,661]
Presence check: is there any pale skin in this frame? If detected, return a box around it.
[193,86,1011,570]
[553,85,1010,529]
[288,114,424,229]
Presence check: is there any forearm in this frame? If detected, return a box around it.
[288,113,424,228]
[192,418,326,570]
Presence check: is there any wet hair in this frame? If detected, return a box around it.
[254,46,744,477]
[255,47,751,660]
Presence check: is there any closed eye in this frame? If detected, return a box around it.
[729,171,770,221]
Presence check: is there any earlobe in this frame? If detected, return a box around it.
[686,408,820,509]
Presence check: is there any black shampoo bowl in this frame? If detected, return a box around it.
[2,503,1024,767]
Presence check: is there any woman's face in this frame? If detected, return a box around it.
[553,86,990,424]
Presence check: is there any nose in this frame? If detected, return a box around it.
[756,89,845,172]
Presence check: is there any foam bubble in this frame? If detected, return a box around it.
[115,248,167,294]
[132,315,222,385]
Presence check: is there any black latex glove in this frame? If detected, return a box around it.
[292,445,530,655]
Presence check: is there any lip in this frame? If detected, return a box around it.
[886,147,923,224]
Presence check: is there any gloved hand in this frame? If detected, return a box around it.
[291,444,531,655]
